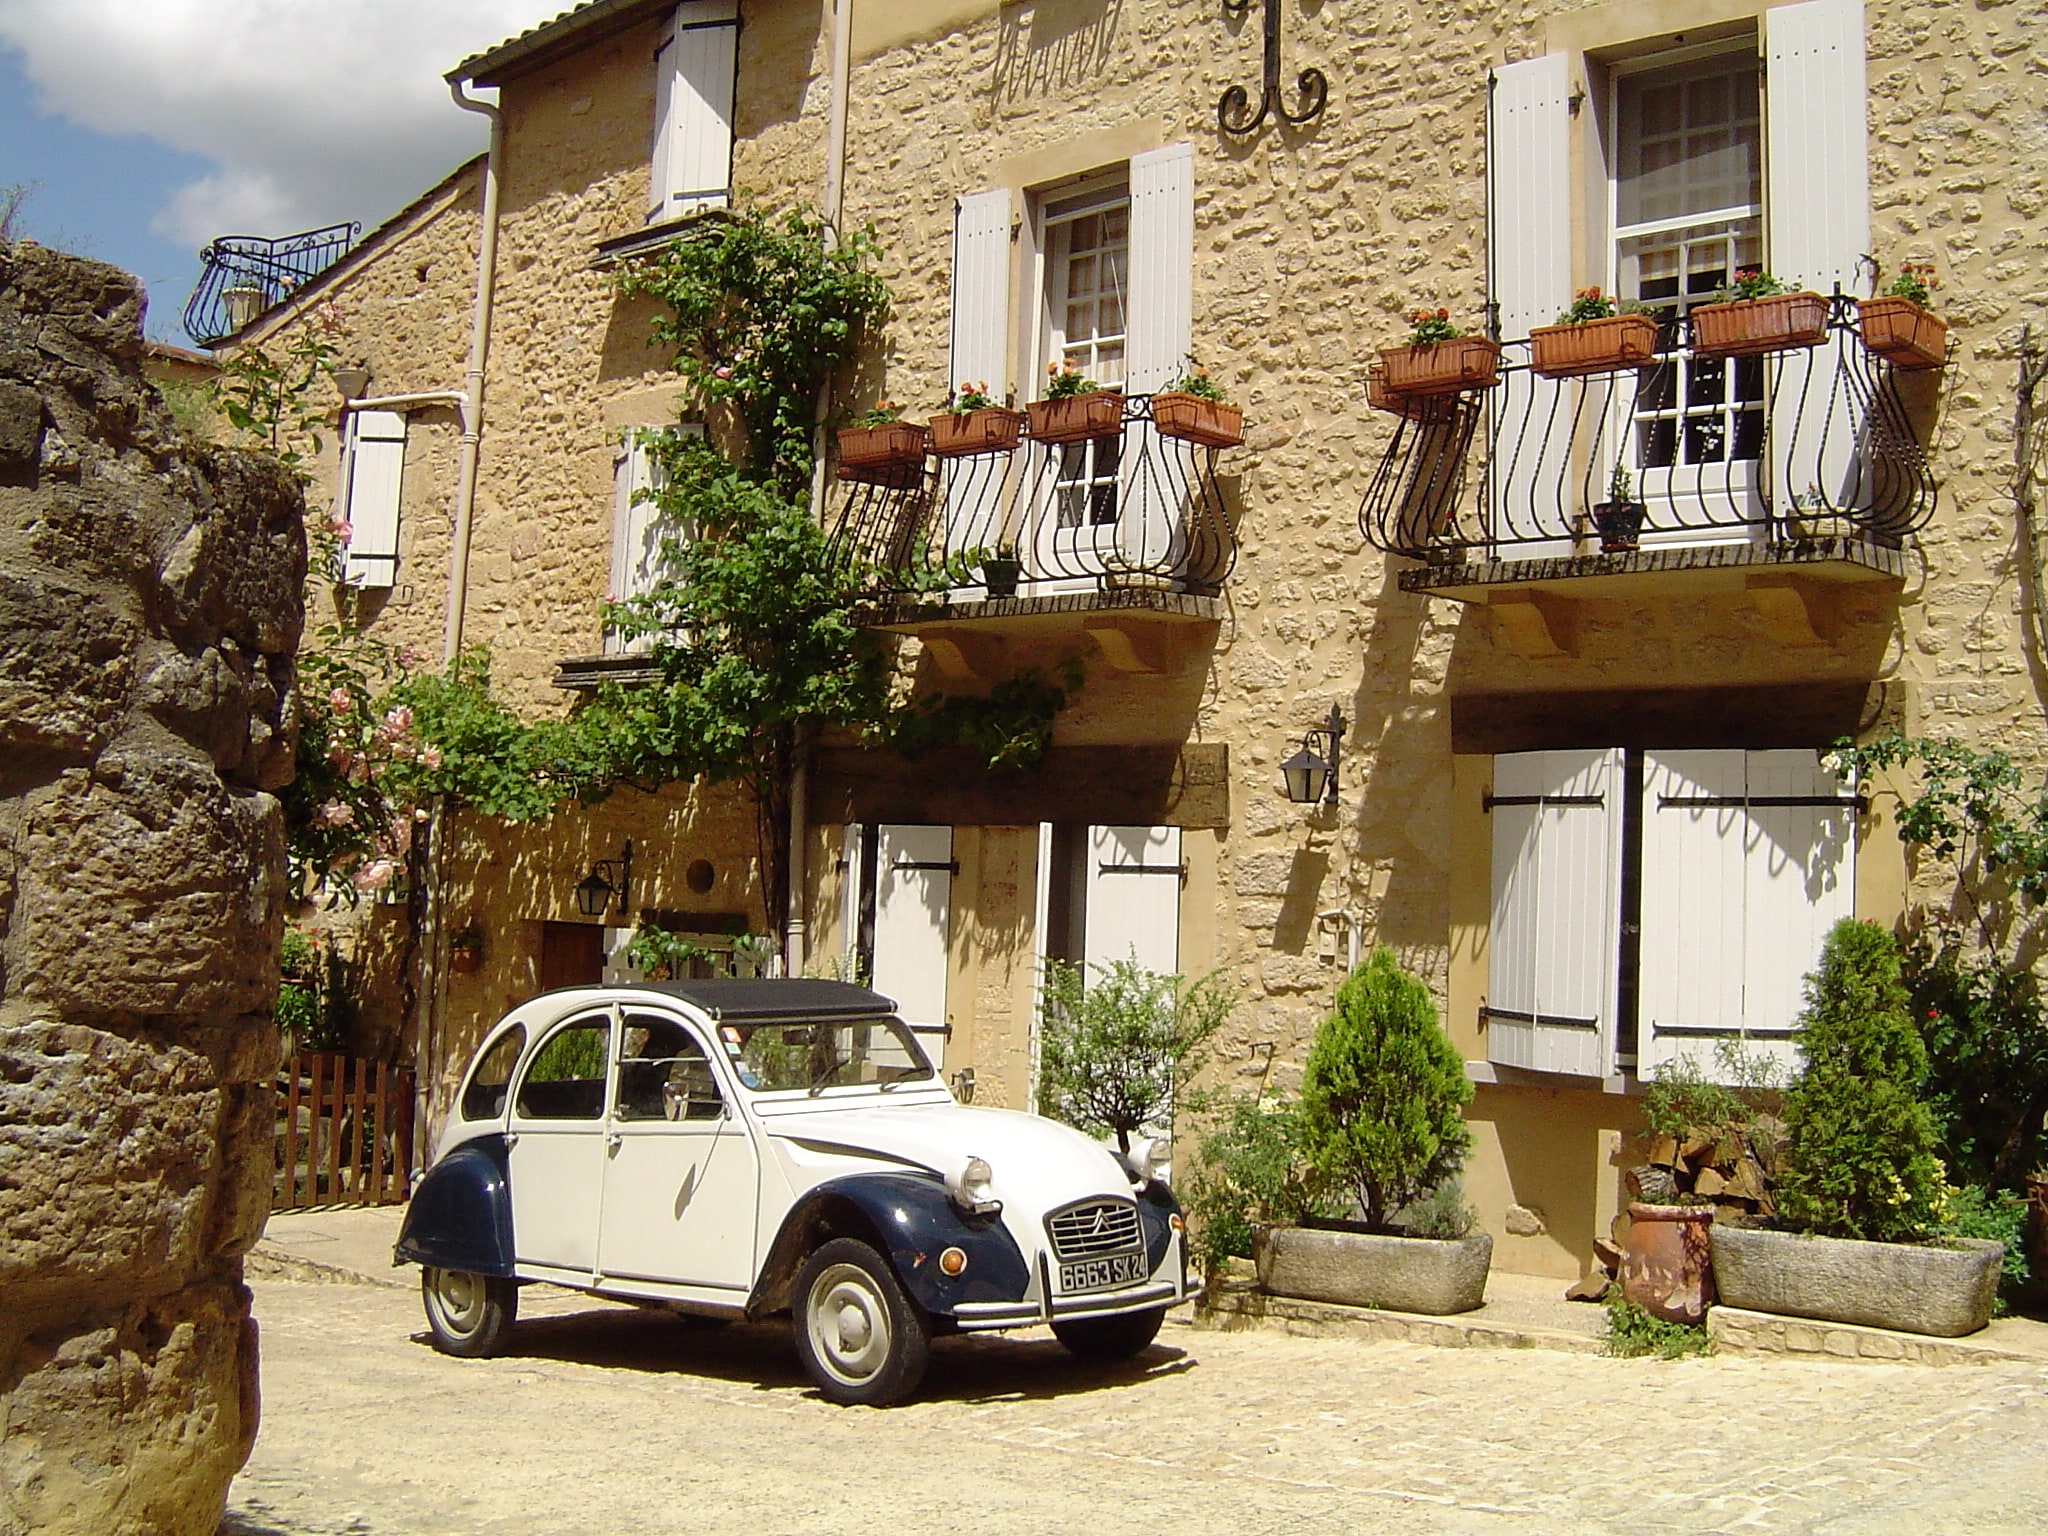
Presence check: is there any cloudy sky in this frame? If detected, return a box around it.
[0,0,568,340]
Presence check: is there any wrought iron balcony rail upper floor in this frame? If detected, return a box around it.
[183,222,360,347]
[826,392,1238,602]
[1358,296,1938,566]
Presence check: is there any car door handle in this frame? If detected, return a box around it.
[605,1131,623,1153]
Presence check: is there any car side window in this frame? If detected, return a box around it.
[616,1013,724,1123]
[459,1025,526,1121]
[514,1014,612,1121]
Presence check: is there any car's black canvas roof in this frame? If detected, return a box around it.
[643,977,899,1022]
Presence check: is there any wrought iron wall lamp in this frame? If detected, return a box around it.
[574,840,634,918]
[1218,0,1328,137]
[1280,705,1346,807]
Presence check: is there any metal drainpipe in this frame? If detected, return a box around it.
[786,0,855,977]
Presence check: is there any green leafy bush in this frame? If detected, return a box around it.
[1778,920,1946,1242]
[1297,949,1473,1231]
[1944,1184,2031,1317]
[1603,1293,1711,1359]
[1397,1179,1478,1240]
[1182,1095,1340,1267]
[1902,937,2048,1188]
[1035,959,1235,1153]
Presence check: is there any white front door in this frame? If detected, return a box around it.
[507,1010,614,1274]
[597,1011,758,1295]
[872,824,953,1069]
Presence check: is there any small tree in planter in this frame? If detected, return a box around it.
[1710,919,2008,1338]
[1035,957,1235,1157]
[1258,950,1491,1315]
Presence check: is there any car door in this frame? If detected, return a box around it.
[506,1008,614,1277]
[596,1010,759,1297]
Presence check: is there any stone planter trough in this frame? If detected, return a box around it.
[1255,1221,1492,1316]
[1709,1224,2004,1338]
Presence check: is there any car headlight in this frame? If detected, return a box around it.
[1123,1136,1169,1187]
[948,1155,1000,1216]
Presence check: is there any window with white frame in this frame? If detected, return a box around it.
[337,408,407,588]
[648,0,738,226]
[607,425,694,654]
[1486,746,1855,1084]
[1486,0,1870,550]
[1041,180,1129,529]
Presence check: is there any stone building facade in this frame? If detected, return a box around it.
[247,0,2045,1281]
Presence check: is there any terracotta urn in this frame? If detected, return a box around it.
[1620,1201,1717,1325]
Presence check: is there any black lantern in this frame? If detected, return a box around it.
[574,840,633,918]
[1280,705,1345,807]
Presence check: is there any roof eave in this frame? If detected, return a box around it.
[448,0,674,89]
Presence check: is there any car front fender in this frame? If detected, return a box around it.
[394,1135,515,1278]
[749,1171,1030,1320]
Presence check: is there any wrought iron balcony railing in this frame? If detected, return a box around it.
[183,222,360,347]
[1358,297,1937,565]
[827,393,1238,601]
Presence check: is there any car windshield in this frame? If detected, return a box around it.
[714,1015,935,1095]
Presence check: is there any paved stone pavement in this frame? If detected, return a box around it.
[225,1274,2048,1536]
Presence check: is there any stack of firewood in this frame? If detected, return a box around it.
[1625,1117,1785,1219]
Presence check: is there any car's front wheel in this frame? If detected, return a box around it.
[794,1237,931,1406]
[421,1266,517,1358]
[1052,1304,1166,1360]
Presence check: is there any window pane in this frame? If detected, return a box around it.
[715,1016,933,1093]
[1617,54,1760,229]
[616,1014,723,1122]
[460,1026,526,1121]
[516,1017,610,1120]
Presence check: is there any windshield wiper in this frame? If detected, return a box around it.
[806,1056,848,1096]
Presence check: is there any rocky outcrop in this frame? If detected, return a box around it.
[0,239,302,1536]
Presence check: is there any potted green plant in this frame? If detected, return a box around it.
[1593,460,1647,553]
[1709,920,2007,1338]
[1529,288,1662,379]
[448,921,484,974]
[836,399,929,484]
[980,543,1023,599]
[1377,306,1501,399]
[928,381,1025,458]
[1150,362,1244,448]
[1256,949,1491,1316]
[1027,360,1124,443]
[1688,268,1830,359]
[1857,261,1948,371]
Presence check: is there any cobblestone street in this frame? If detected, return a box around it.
[226,1272,2048,1536]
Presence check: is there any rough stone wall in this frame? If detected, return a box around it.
[0,242,302,1534]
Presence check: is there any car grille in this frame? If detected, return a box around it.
[1046,1198,1142,1260]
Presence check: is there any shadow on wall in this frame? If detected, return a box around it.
[1469,1082,1632,1275]
[993,0,1124,103]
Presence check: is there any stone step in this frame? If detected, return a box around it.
[1707,1305,2048,1366]
[1193,1279,1606,1355]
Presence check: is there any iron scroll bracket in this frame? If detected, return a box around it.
[1218,0,1327,137]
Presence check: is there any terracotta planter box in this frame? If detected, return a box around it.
[1366,365,1459,423]
[1377,336,1501,398]
[1709,1224,2004,1338]
[1027,391,1124,444]
[1687,292,1830,359]
[928,406,1024,458]
[1253,1221,1492,1316]
[1621,1202,1716,1324]
[1857,297,1948,371]
[1529,313,1662,379]
[1150,392,1244,448]
[836,421,929,484]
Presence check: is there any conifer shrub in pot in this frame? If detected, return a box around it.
[1709,919,2006,1337]
[1256,949,1491,1315]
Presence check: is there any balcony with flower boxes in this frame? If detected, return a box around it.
[1357,294,1942,653]
[825,390,1241,679]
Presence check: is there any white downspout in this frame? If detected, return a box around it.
[786,0,855,977]
[445,78,505,666]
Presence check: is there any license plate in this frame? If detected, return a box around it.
[1058,1250,1148,1294]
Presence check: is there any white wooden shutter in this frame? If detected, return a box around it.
[651,1,739,223]
[1639,751,1750,1073]
[1487,54,1575,558]
[340,409,405,587]
[1766,0,1868,507]
[1084,825,1181,976]
[1640,749,1855,1081]
[1121,144,1196,576]
[1486,750,1624,1078]
[873,824,953,1068]
[943,188,1014,564]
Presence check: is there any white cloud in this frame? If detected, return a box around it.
[0,0,571,249]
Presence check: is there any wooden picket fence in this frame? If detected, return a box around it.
[274,1053,415,1209]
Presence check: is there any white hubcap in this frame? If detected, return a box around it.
[429,1269,483,1335]
[808,1265,891,1385]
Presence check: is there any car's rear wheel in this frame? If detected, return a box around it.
[1052,1304,1166,1360]
[421,1266,517,1358]
[794,1237,930,1406]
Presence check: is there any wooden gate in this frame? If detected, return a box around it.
[275,1053,415,1209]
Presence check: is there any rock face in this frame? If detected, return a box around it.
[0,240,302,1536]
